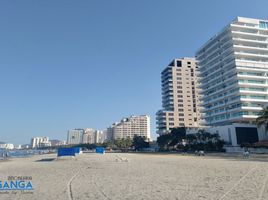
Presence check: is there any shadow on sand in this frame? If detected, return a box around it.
[35,158,56,162]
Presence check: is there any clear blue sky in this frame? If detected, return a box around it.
[1,0,268,144]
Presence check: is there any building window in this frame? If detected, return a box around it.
[260,21,268,29]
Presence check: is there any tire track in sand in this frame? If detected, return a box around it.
[218,164,258,200]
[257,168,268,200]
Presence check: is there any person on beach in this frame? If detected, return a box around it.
[243,148,250,159]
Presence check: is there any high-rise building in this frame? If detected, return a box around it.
[156,58,201,135]
[196,17,268,126]
[108,115,151,140]
[82,128,96,144]
[67,129,84,144]
[106,126,115,141]
[95,130,106,143]
[82,128,106,144]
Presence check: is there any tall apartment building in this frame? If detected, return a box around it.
[196,17,268,126]
[67,129,84,144]
[82,128,96,144]
[95,130,106,143]
[82,129,106,144]
[156,58,201,135]
[108,115,151,140]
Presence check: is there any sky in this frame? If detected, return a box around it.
[0,0,268,144]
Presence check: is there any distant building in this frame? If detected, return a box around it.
[67,129,84,144]
[82,129,106,144]
[31,137,51,148]
[108,115,151,140]
[82,128,96,144]
[21,144,30,149]
[14,144,22,149]
[156,57,202,135]
[0,143,14,150]
[95,130,105,143]
[50,139,66,146]
[106,126,114,141]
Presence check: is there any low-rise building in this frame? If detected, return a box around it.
[0,143,14,150]
[50,139,66,146]
[31,137,50,148]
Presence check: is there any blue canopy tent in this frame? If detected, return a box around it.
[96,147,105,154]
[57,148,76,157]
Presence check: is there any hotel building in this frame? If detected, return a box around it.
[108,115,151,140]
[196,17,268,145]
[196,17,268,126]
[156,58,202,135]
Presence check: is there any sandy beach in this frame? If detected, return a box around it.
[0,153,268,200]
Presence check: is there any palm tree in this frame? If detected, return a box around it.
[256,106,268,131]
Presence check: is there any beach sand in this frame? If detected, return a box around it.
[0,153,268,200]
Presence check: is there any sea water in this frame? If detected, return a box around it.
[0,149,44,158]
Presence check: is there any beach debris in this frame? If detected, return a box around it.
[195,150,205,156]
[115,155,129,162]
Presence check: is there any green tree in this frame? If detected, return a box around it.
[114,138,133,149]
[169,127,186,148]
[187,130,225,151]
[157,127,186,150]
[133,135,149,150]
[157,134,172,150]
[256,106,268,131]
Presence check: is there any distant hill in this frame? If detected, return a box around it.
[0,141,5,144]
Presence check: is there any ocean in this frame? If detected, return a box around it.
[0,149,53,158]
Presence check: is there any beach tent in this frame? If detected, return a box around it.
[96,147,105,154]
[74,147,82,154]
[57,148,76,157]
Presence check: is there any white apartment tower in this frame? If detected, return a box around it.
[110,115,151,140]
[67,129,84,144]
[156,58,201,135]
[196,17,268,126]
